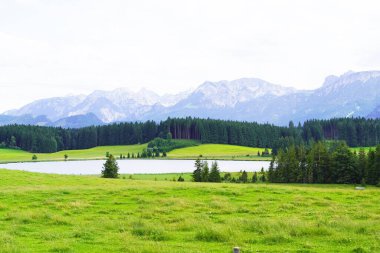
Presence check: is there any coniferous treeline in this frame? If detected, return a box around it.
[269,142,380,185]
[0,117,379,153]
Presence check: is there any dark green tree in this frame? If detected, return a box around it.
[192,157,203,182]
[223,172,231,182]
[101,155,119,178]
[252,172,258,183]
[331,143,358,184]
[201,161,209,182]
[240,170,248,183]
[209,161,221,182]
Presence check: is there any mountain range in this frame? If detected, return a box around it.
[2,70,380,128]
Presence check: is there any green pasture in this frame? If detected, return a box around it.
[167,144,271,160]
[0,169,378,252]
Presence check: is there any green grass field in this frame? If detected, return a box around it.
[0,144,147,163]
[0,169,379,253]
[0,143,270,163]
[0,144,375,163]
[121,172,259,182]
[349,146,377,153]
[168,144,271,160]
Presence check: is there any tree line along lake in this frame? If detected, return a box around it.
[0,159,270,175]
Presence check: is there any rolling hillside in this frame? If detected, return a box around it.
[168,144,270,160]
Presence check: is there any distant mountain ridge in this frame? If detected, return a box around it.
[0,113,104,128]
[2,70,380,128]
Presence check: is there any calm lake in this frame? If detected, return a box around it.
[1,160,270,175]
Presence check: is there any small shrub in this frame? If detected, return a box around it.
[32,154,38,160]
[131,222,168,241]
[195,228,227,242]
[352,247,367,253]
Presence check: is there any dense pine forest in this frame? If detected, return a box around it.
[0,117,379,153]
[269,142,380,185]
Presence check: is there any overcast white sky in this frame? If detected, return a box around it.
[1,0,380,112]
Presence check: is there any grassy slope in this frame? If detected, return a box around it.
[350,146,377,153]
[0,144,147,163]
[0,169,379,253]
[1,144,375,163]
[0,143,271,162]
[168,144,271,160]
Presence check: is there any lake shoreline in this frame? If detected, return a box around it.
[0,159,270,175]
[0,156,271,164]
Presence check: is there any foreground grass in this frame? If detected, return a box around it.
[0,169,379,252]
[168,144,271,160]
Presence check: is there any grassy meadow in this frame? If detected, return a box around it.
[349,146,377,153]
[0,144,147,163]
[167,144,271,160]
[0,169,379,253]
[0,143,270,163]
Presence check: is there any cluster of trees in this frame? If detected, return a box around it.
[116,150,167,159]
[0,117,379,153]
[221,170,267,183]
[147,136,198,153]
[302,118,380,147]
[0,121,158,153]
[192,158,267,184]
[192,158,222,182]
[269,141,380,185]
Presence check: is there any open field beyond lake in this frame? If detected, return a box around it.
[0,169,379,253]
[0,143,270,163]
[0,144,148,163]
[167,144,270,160]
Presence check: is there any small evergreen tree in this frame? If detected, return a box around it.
[32,154,37,160]
[162,151,167,157]
[178,176,185,182]
[260,167,267,182]
[192,157,203,182]
[209,161,221,182]
[357,148,367,183]
[64,154,68,161]
[252,172,258,183]
[201,161,209,182]
[127,153,130,158]
[268,156,275,182]
[240,170,248,183]
[223,172,231,182]
[101,155,119,178]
